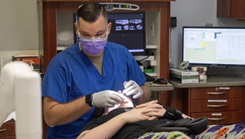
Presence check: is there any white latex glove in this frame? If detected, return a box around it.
[92,90,124,107]
[104,92,134,115]
[123,80,143,99]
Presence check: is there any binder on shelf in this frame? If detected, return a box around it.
[170,68,199,84]
[170,74,198,80]
[171,78,199,84]
[170,68,198,76]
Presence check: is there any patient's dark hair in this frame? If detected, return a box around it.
[93,107,105,118]
[77,1,107,23]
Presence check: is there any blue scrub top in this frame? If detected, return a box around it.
[42,42,146,139]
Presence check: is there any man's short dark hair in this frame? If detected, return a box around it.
[77,1,107,23]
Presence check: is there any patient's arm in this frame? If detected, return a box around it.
[136,101,193,120]
[77,100,162,139]
[77,113,127,139]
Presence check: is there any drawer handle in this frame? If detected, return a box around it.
[0,128,7,132]
[208,117,226,121]
[207,92,227,95]
[207,104,226,108]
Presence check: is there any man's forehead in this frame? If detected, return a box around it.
[78,20,107,34]
[77,15,107,25]
[80,29,106,35]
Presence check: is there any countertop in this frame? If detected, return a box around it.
[148,82,174,91]
[170,76,245,88]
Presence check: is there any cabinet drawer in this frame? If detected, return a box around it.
[190,98,242,112]
[0,120,15,137]
[191,111,243,125]
[190,87,242,100]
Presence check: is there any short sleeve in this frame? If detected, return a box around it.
[42,67,68,103]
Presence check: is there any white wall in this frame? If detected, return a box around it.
[1,0,245,71]
[170,0,245,67]
[0,0,39,68]
[0,0,39,50]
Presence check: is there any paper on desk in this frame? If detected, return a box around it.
[4,111,16,123]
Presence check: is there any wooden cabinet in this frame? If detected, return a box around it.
[41,0,173,79]
[217,0,245,18]
[188,87,244,125]
[0,120,15,139]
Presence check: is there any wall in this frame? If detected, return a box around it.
[0,0,39,68]
[170,0,245,68]
[1,0,245,73]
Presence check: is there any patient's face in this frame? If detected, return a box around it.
[103,92,134,115]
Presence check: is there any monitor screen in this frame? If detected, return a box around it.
[182,26,245,66]
[73,12,146,56]
[107,12,146,55]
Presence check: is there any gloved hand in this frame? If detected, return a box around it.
[123,80,143,99]
[92,90,124,107]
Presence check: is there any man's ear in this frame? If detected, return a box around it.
[107,22,112,35]
[74,22,79,35]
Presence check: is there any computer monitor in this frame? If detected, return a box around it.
[73,12,146,56]
[182,26,245,66]
[107,12,146,55]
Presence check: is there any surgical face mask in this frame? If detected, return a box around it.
[78,32,108,56]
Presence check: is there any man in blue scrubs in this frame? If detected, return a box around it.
[42,1,151,139]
